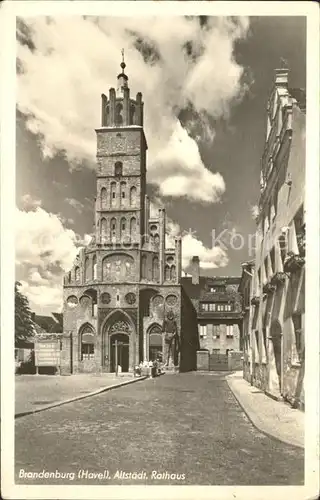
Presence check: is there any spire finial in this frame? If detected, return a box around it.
[120,48,126,71]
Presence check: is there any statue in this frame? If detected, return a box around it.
[162,310,180,367]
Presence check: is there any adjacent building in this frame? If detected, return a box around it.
[181,258,243,354]
[241,69,306,409]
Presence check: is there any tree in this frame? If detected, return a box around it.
[15,281,34,343]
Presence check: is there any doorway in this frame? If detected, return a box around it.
[110,333,129,373]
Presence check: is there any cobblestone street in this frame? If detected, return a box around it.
[15,373,304,486]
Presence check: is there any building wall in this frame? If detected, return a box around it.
[247,71,305,409]
[198,322,241,353]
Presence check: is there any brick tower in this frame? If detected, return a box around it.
[62,55,187,375]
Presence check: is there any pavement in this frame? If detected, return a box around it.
[15,372,304,485]
[15,373,146,417]
[226,371,304,449]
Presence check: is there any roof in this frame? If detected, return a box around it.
[181,276,241,301]
[32,313,63,333]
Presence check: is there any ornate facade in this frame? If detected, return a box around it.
[61,59,198,374]
[241,69,306,409]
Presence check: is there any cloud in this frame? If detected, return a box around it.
[15,207,79,312]
[66,197,85,214]
[249,203,259,220]
[165,216,228,270]
[17,16,250,203]
[20,193,42,211]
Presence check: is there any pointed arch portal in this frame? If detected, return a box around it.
[102,310,135,373]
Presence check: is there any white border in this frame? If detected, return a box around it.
[1,2,319,500]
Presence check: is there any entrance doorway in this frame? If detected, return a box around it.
[110,333,129,373]
[148,325,163,362]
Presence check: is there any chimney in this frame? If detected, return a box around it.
[191,256,200,285]
[274,68,288,88]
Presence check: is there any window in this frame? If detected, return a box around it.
[101,187,107,209]
[152,257,159,282]
[115,161,123,177]
[84,257,90,282]
[170,265,176,281]
[165,265,170,281]
[111,182,117,204]
[226,325,234,338]
[81,327,95,361]
[130,186,137,206]
[121,219,126,231]
[201,303,209,311]
[199,325,207,339]
[75,266,80,283]
[120,181,126,203]
[130,217,136,240]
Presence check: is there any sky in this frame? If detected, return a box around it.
[15,15,306,314]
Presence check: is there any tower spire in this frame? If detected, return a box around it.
[117,48,128,95]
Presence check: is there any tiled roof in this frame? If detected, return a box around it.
[32,314,62,333]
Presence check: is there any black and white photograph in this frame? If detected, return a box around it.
[1,2,319,499]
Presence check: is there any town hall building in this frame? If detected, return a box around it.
[61,58,199,374]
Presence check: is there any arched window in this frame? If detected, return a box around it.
[130,186,137,206]
[130,217,136,241]
[170,265,176,281]
[111,182,117,206]
[101,218,107,243]
[130,104,136,125]
[120,181,126,205]
[92,254,97,280]
[101,187,107,209]
[80,324,95,361]
[68,271,71,283]
[120,217,126,240]
[75,266,80,283]
[115,103,123,126]
[110,218,117,241]
[165,265,170,281]
[152,256,159,282]
[141,255,147,280]
[84,257,90,282]
[115,161,123,177]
